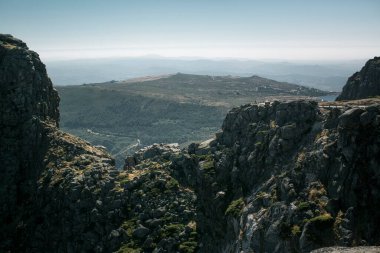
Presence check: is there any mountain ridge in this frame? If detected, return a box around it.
[45,56,362,91]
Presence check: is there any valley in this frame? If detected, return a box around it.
[57,73,331,166]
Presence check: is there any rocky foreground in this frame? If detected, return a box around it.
[1,34,380,253]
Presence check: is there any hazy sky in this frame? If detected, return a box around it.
[1,0,379,60]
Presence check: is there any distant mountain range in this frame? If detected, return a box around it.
[57,73,330,167]
[45,57,366,91]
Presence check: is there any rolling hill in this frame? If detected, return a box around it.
[57,73,330,167]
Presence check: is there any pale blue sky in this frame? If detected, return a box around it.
[1,0,379,60]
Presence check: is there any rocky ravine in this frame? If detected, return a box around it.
[1,34,380,253]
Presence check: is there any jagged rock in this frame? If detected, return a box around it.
[131,143,180,165]
[184,99,380,253]
[336,57,380,101]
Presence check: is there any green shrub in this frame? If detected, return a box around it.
[256,191,267,199]
[297,201,310,211]
[166,178,179,189]
[225,198,244,217]
[201,160,214,170]
[308,213,333,223]
[179,241,197,253]
[161,223,185,238]
[291,225,301,236]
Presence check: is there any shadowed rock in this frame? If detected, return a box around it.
[336,57,380,101]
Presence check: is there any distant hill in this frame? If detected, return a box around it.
[336,57,380,101]
[46,57,365,91]
[57,73,330,167]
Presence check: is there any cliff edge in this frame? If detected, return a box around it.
[0,34,197,253]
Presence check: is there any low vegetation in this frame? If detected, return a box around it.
[225,197,245,217]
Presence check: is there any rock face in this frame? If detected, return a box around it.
[1,35,380,253]
[336,57,380,101]
[0,35,197,253]
[182,99,380,253]
[0,34,60,250]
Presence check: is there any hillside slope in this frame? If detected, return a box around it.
[57,73,329,167]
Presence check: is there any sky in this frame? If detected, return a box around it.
[1,0,379,61]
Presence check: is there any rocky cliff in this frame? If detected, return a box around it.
[1,35,379,253]
[336,57,380,101]
[0,35,197,253]
[0,33,60,250]
[182,99,380,252]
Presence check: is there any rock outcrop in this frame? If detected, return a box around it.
[0,35,197,253]
[0,33,60,250]
[336,57,380,101]
[180,99,380,253]
[1,35,380,253]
